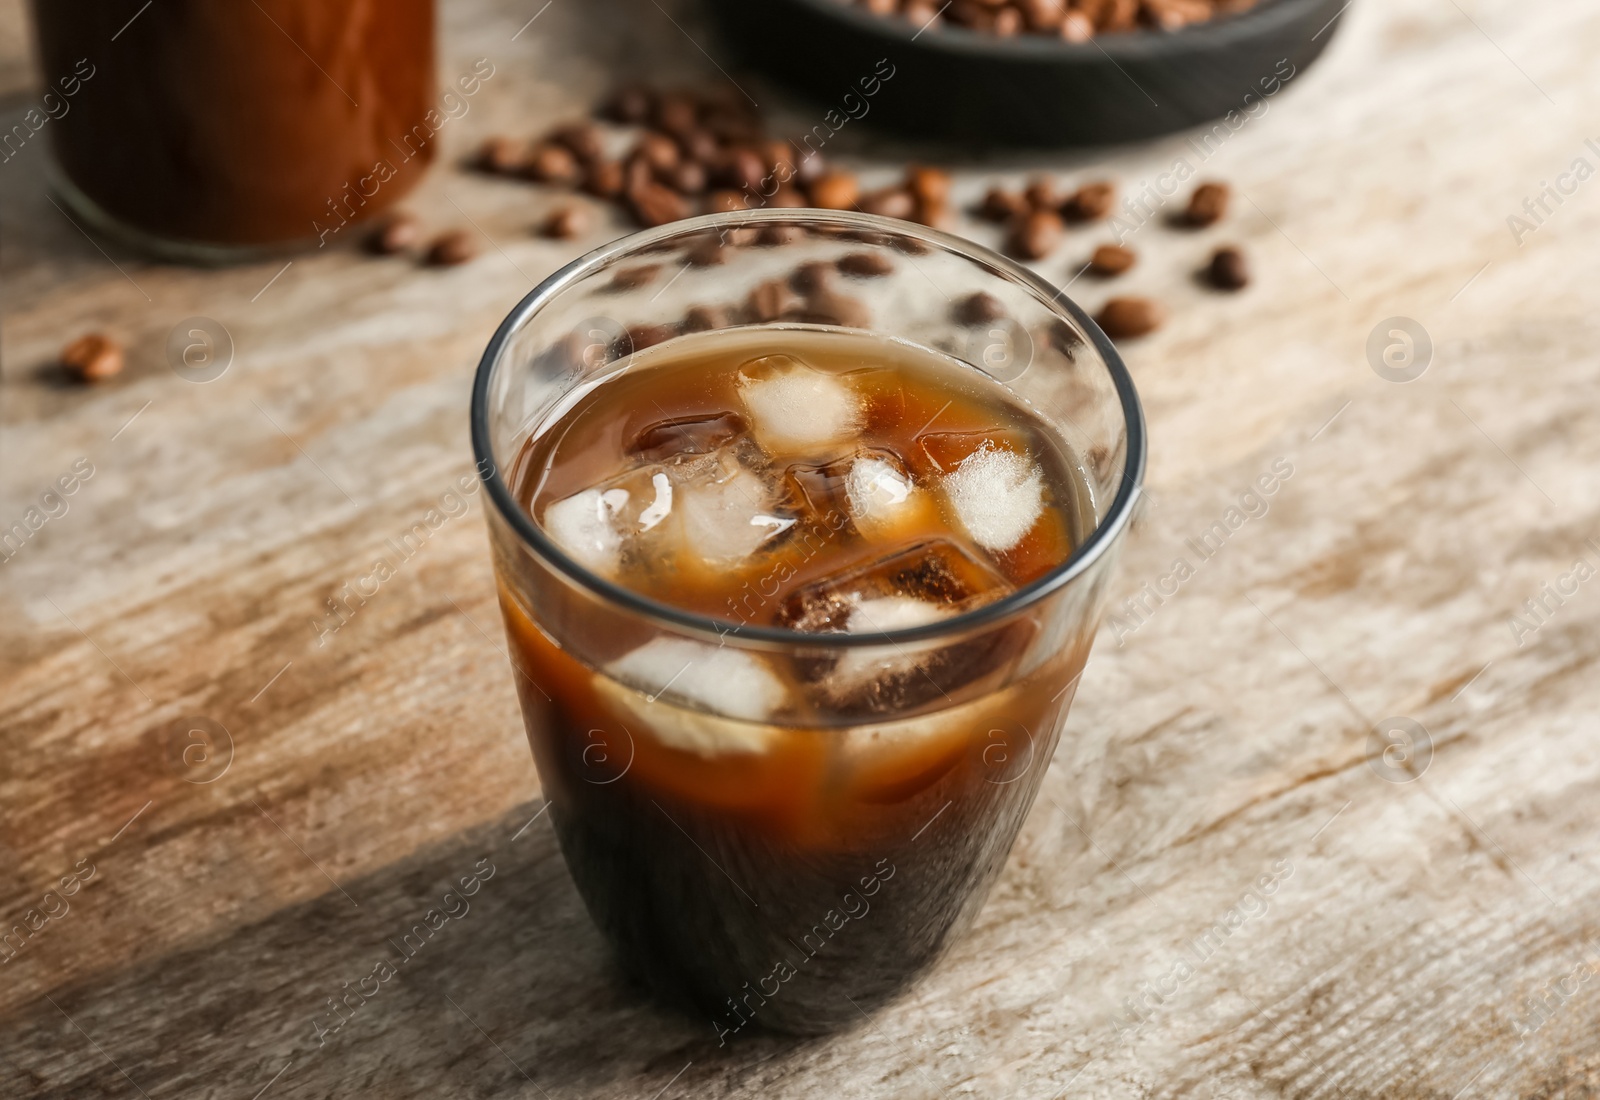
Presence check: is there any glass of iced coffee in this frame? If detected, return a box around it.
[471,209,1145,1038]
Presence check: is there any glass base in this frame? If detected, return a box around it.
[44,160,326,267]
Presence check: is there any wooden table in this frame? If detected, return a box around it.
[5,0,1600,1095]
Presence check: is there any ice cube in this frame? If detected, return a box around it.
[599,636,788,755]
[674,453,796,565]
[631,411,747,462]
[541,466,678,577]
[735,355,860,458]
[542,488,626,576]
[940,443,1045,553]
[779,538,1012,633]
[778,540,1024,715]
[789,449,935,542]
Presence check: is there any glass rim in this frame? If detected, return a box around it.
[470,208,1147,649]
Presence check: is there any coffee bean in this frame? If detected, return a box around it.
[747,278,802,321]
[1185,181,1230,227]
[369,212,421,254]
[1008,208,1064,260]
[583,159,625,199]
[808,171,860,211]
[1207,246,1250,290]
[627,181,690,227]
[993,6,1023,34]
[669,160,708,194]
[526,143,582,185]
[791,289,871,328]
[549,122,604,164]
[792,150,827,186]
[1059,10,1094,39]
[1017,0,1065,29]
[605,84,654,124]
[687,237,727,267]
[542,204,592,240]
[789,261,835,294]
[1089,243,1137,276]
[1095,296,1165,339]
[707,189,750,213]
[679,128,721,165]
[767,187,809,209]
[683,304,731,332]
[838,251,895,278]
[653,93,699,138]
[905,166,950,208]
[612,264,661,289]
[954,292,1007,326]
[426,229,477,266]
[978,187,1029,222]
[1064,181,1116,222]
[477,136,528,175]
[755,223,803,247]
[624,323,677,351]
[61,332,123,382]
[713,147,767,192]
[859,187,916,220]
[635,132,680,174]
[1024,176,1060,211]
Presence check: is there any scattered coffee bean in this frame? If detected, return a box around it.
[809,171,861,211]
[795,289,872,328]
[526,142,583,186]
[1064,181,1116,222]
[1023,176,1060,211]
[369,212,421,254]
[687,237,727,267]
[767,187,809,209]
[954,292,1007,326]
[756,223,803,247]
[1207,245,1250,290]
[583,159,625,199]
[549,122,604,165]
[1008,208,1064,260]
[683,304,731,332]
[1185,181,1230,227]
[628,181,691,227]
[707,189,750,213]
[635,132,681,174]
[978,187,1029,222]
[624,323,677,352]
[669,160,708,194]
[426,229,477,266]
[60,332,124,383]
[477,136,529,175]
[1095,296,1165,339]
[605,84,654,124]
[542,204,592,240]
[789,261,835,294]
[859,187,916,220]
[612,264,661,289]
[907,165,951,207]
[838,251,895,278]
[748,278,803,321]
[1089,243,1137,277]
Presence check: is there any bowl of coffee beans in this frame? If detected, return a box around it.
[704,0,1348,146]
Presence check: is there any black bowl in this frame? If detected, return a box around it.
[704,0,1348,147]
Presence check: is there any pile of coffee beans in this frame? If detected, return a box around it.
[842,0,1262,39]
[471,84,954,237]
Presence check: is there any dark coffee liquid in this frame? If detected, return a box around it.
[501,328,1093,1034]
[29,0,435,248]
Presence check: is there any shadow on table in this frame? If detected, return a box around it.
[1,802,828,1099]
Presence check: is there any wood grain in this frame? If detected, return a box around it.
[4,0,1600,1096]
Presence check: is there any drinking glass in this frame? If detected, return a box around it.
[471,209,1145,1036]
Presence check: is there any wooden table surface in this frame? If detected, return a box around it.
[5,0,1600,1096]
